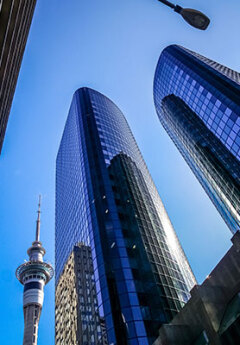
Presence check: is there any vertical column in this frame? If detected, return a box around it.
[23,305,41,345]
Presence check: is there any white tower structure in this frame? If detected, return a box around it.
[16,196,54,345]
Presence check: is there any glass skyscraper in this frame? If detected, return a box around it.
[154,45,240,234]
[0,0,37,154]
[56,87,196,345]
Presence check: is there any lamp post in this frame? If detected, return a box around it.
[157,0,210,30]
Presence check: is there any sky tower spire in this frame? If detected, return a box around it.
[16,197,54,345]
[35,195,41,242]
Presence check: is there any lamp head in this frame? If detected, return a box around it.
[175,6,210,30]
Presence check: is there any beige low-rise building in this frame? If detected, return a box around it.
[55,243,108,345]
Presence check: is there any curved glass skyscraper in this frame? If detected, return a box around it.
[154,45,240,234]
[56,87,195,345]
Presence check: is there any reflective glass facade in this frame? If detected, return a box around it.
[161,94,240,233]
[55,244,108,345]
[0,0,37,153]
[56,87,196,345]
[154,45,240,234]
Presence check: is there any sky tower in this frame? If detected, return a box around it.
[16,196,54,345]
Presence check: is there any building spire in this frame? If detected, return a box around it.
[36,195,41,242]
[16,194,53,345]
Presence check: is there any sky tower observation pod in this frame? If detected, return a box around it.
[16,259,54,285]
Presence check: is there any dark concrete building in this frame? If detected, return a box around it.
[154,45,240,234]
[153,231,240,345]
[0,0,37,153]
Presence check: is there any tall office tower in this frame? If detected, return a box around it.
[55,243,108,345]
[16,197,54,345]
[56,87,196,345]
[0,0,37,154]
[154,45,240,234]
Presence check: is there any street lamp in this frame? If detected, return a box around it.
[157,0,210,30]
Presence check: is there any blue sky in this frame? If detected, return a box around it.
[0,0,239,343]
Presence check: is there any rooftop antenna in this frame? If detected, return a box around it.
[36,195,41,242]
